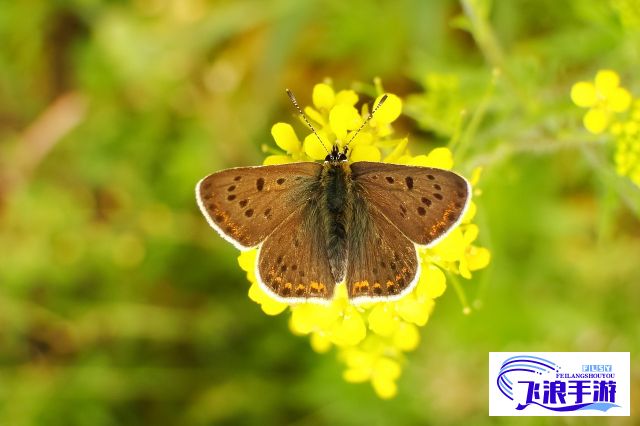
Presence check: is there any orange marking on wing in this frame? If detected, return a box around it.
[352,281,370,295]
[212,208,251,241]
[281,282,293,295]
[310,281,327,296]
[428,202,460,237]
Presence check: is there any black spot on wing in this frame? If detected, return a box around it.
[405,176,414,189]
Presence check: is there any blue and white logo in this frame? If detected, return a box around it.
[489,352,630,416]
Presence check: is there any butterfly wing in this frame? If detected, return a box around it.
[346,193,419,302]
[350,161,471,247]
[196,162,322,249]
[257,199,336,302]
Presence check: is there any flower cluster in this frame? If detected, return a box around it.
[238,81,490,398]
[611,100,640,188]
[571,70,640,187]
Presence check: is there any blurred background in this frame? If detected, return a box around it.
[1,0,639,424]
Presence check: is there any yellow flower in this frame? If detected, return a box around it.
[289,284,367,347]
[239,249,287,315]
[613,100,640,188]
[459,224,492,279]
[571,71,640,187]
[236,81,490,398]
[298,82,404,162]
[264,122,310,165]
[571,70,632,134]
[342,347,402,399]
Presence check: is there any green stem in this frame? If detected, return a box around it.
[460,0,505,71]
[446,271,472,315]
[447,109,468,152]
[455,70,498,162]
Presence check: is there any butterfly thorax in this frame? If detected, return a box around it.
[320,160,353,282]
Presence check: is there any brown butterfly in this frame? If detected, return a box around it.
[196,90,471,304]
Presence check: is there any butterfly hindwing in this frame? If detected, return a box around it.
[350,161,471,247]
[346,192,419,301]
[257,200,336,302]
[196,162,322,249]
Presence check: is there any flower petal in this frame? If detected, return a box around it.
[350,144,381,162]
[248,282,288,315]
[346,130,373,147]
[463,224,479,244]
[303,132,331,160]
[466,246,491,271]
[392,322,420,351]
[609,87,632,112]
[312,83,335,110]
[263,155,294,165]
[330,104,362,141]
[368,304,398,337]
[271,122,300,153]
[372,357,401,398]
[374,357,402,380]
[431,228,466,262]
[402,154,429,166]
[344,367,371,383]
[304,106,326,127]
[260,299,289,315]
[372,376,398,399]
[594,70,620,92]
[462,201,477,223]
[335,89,359,106]
[310,332,332,353]
[382,137,409,163]
[459,258,472,279]
[290,303,341,334]
[374,93,402,124]
[570,82,597,107]
[344,348,375,370]
[417,264,447,299]
[426,147,454,170]
[395,296,433,326]
[330,308,367,346]
[583,108,610,134]
[238,249,257,272]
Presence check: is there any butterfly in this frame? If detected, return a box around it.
[196,90,471,304]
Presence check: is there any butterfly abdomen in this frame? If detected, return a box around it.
[320,162,353,283]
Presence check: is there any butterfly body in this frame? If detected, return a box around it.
[319,160,353,283]
[197,145,471,304]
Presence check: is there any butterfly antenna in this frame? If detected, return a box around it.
[345,94,388,148]
[286,89,330,155]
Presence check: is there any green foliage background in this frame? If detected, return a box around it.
[1,0,639,424]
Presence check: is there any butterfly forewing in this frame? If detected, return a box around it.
[350,162,471,247]
[257,200,336,302]
[196,162,322,249]
[346,194,419,302]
